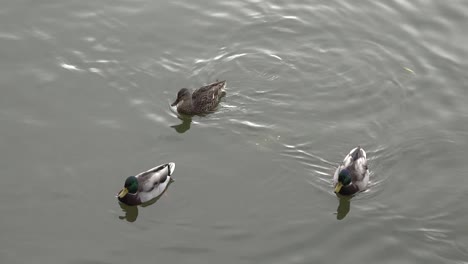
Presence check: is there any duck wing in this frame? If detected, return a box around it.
[192,80,225,100]
[349,147,369,193]
[349,147,368,181]
[136,163,175,192]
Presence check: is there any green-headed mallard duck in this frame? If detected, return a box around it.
[171,80,226,115]
[117,162,175,206]
[333,147,369,195]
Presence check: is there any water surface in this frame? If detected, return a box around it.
[1,0,468,263]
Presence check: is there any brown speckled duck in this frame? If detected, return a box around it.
[171,80,226,115]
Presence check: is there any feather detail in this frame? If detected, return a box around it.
[173,80,226,115]
[117,162,175,206]
[333,147,369,195]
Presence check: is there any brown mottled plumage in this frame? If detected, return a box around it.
[171,80,226,115]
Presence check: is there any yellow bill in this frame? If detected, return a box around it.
[334,182,343,193]
[118,188,129,198]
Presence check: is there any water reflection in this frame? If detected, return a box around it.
[118,203,139,222]
[118,197,162,222]
[335,195,352,220]
[117,181,174,222]
[170,117,192,133]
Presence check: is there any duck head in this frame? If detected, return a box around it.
[171,88,191,107]
[118,176,138,198]
[334,169,352,193]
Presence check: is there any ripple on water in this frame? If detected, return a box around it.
[278,139,401,204]
[0,32,22,40]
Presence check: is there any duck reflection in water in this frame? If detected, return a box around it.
[170,116,192,134]
[119,202,138,222]
[335,194,351,220]
[118,192,169,222]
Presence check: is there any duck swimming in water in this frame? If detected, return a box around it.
[333,147,369,195]
[117,162,175,206]
[171,80,226,115]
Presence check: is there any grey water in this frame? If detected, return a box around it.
[1,0,468,263]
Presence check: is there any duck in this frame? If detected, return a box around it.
[117,162,175,206]
[333,147,369,195]
[171,80,226,115]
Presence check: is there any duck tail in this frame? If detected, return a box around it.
[215,80,226,89]
[351,146,364,161]
[216,80,227,97]
[167,162,176,176]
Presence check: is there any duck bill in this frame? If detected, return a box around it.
[334,182,343,193]
[118,188,129,198]
[171,98,180,107]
